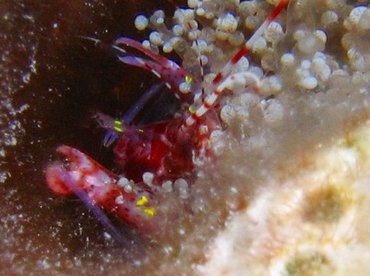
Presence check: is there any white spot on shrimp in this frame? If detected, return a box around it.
[115,195,125,205]
[199,125,209,135]
[151,70,161,78]
[117,177,134,192]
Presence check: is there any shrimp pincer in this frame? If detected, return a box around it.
[46,145,160,232]
[115,37,196,100]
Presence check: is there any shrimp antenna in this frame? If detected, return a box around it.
[96,83,164,147]
[185,0,290,126]
[121,82,164,123]
[78,36,127,57]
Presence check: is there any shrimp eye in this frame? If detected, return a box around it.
[113,120,124,133]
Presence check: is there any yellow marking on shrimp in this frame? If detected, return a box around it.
[185,75,193,84]
[136,195,149,206]
[143,207,156,217]
[188,105,196,114]
[114,120,124,132]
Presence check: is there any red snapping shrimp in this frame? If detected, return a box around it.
[45,0,290,235]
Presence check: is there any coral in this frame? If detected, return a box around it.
[198,121,370,275]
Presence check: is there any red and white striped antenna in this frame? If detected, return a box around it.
[185,0,290,126]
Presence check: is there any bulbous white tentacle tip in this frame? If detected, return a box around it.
[134,15,149,31]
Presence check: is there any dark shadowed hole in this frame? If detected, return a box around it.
[1,0,189,273]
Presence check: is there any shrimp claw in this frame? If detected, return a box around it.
[46,145,160,232]
[115,37,194,99]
